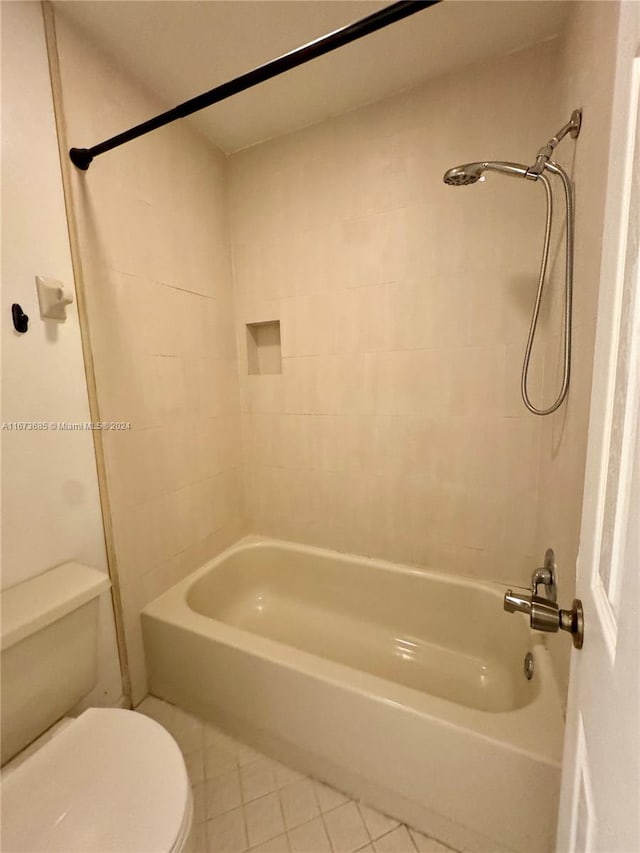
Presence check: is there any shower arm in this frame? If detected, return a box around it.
[527,109,582,177]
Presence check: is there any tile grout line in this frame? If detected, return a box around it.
[356,801,375,846]
[240,791,251,853]
[309,775,336,853]
[319,809,336,853]
[274,775,288,848]
[201,772,403,852]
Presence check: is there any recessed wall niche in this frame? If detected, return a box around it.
[246,321,282,375]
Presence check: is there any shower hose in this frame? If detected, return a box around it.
[521,161,574,416]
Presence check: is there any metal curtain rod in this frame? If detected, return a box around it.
[69,0,441,170]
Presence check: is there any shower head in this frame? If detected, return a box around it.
[443,163,485,186]
[443,161,533,186]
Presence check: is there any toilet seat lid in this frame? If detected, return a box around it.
[1,708,190,853]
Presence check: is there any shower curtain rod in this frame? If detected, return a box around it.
[68,0,440,170]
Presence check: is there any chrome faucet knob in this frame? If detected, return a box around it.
[531,548,558,602]
[559,599,585,649]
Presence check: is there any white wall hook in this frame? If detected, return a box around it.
[35,275,73,321]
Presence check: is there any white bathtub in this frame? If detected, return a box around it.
[142,537,564,853]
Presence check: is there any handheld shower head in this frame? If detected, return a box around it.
[443,161,532,186]
[440,110,581,416]
[442,163,485,186]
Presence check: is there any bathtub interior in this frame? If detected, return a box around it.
[186,543,540,714]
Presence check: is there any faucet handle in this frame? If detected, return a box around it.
[559,599,584,649]
[531,548,558,602]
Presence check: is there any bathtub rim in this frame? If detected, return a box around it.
[142,534,565,766]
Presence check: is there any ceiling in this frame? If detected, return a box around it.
[54,1,571,154]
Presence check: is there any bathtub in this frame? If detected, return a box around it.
[142,537,564,853]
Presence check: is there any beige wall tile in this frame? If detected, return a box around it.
[54,11,247,698]
[531,2,620,699]
[230,23,612,667]
[54,1,617,708]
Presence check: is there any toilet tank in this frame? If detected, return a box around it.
[1,563,111,764]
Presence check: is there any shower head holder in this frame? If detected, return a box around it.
[527,108,582,176]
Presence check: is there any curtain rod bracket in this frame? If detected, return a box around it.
[69,148,93,171]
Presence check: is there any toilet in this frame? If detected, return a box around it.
[0,563,192,852]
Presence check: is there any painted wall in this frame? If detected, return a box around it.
[230,39,564,589]
[50,9,247,703]
[0,1,122,706]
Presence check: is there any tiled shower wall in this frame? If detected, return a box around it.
[51,12,247,703]
[230,39,565,588]
[533,0,620,692]
[49,2,618,705]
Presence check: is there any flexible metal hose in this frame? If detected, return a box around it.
[521,161,574,415]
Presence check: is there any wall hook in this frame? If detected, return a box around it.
[11,303,29,334]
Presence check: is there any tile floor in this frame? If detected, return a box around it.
[136,696,457,853]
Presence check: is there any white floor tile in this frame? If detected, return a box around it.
[274,762,305,788]
[175,727,203,755]
[206,769,242,819]
[137,697,461,853]
[250,833,290,852]
[237,742,264,767]
[171,709,204,754]
[205,724,237,750]
[192,821,207,853]
[172,706,199,728]
[313,781,349,813]
[136,696,175,728]
[245,792,286,848]
[185,749,205,786]
[279,779,320,830]
[323,801,370,853]
[206,741,239,779]
[408,829,455,853]
[287,817,332,853]
[206,807,247,853]
[358,805,399,841]
[373,826,416,853]
[241,757,279,802]
[193,782,207,824]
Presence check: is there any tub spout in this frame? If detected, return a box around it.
[504,590,559,631]
[503,590,532,615]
